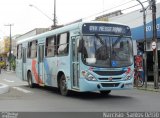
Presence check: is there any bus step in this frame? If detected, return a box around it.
[39,84,45,87]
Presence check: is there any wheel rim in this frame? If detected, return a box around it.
[61,79,67,91]
[138,79,143,87]
[28,73,32,87]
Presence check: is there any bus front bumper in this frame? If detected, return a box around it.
[79,77,134,92]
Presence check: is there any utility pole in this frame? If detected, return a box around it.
[53,0,57,28]
[4,24,14,71]
[150,0,159,89]
[29,0,57,29]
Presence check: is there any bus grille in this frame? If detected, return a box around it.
[101,83,120,87]
[98,78,121,80]
[94,71,125,76]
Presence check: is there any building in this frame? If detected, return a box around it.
[96,2,160,79]
[108,3,160,47]
[95,10,123,21]
[15,28,50,42]
[0,37,10,66]
[0,28,49,61]
[0,37,10,55]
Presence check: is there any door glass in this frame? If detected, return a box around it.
[72,36,80,88]
[39,45,44,62]
[23,48,26,63]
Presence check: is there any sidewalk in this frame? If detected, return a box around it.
[0,83,9,94]
[0,69,14,94]
[135,82,160,92]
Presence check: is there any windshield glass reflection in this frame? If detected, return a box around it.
[82,35,133,67]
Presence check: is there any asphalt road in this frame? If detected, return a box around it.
[0,70,160,112]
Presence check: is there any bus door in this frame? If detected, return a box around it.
[16,44,23,80]
[71,36,80,89]
[38,44,45,85]
[22,48,27,81]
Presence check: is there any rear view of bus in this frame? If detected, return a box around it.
[76,22,134,95]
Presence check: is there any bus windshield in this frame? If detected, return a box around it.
[82,35,133,68]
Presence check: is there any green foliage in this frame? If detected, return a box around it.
[0,61,6,68]
[10,55,16,71]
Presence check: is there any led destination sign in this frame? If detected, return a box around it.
[82,23,131,36]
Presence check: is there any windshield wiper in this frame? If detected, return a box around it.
[113,27,131,47]
[95,34,109,59]
[95,34,105,46]
[112,35,124,47]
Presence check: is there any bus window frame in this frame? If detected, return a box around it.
[17,44,22,59]
[27,40,38,59]
[57,32,70,56]
[45,35,56,57]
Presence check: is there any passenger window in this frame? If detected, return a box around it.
[58,32,69,55]
[28,40,37,58]
[46,36,56,57]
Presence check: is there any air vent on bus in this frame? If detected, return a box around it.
[101,83,120,87]
[94,71,125,76]
[98,78,121,80]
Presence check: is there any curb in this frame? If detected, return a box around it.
[0,83,10,94]
[135,87,160,92]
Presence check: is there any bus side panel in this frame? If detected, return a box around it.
[32,59,42,84]
[26,58,40,84]
[22,63,27,81]
[44,57,58,87]
[57,56,71,90]
[16,59,23,80]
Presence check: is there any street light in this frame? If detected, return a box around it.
[29,0,57,29]
[29,4,53,22]
[4,24,14,71]
[135,0,147,89]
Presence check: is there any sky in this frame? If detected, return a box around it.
[0,0,160,38]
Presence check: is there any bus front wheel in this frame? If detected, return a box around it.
[59,75,69,96]
[27,72,35,88]
[100,90,111,96]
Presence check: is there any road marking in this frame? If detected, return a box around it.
[6,71,14,73]
[3,79,14,83]
[0,83,9,94]
[12,87,32,93]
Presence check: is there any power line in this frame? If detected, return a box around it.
[83,0,134,20]
[121,0,148,12]
[109,3,160,24]
[83,0,158,21]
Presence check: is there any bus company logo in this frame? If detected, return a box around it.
[108,77,112,81]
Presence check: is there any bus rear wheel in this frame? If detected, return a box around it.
[59,75,69,96]
[100,90,111,96]
[27,72,35,88]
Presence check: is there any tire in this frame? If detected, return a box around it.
[59,75,69,96]
[137,78,144,87]
[100,90,111,96]
[27,72,35,88]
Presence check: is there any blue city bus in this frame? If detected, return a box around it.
[16,21,134,96]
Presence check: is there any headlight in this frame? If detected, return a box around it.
[82,70,97,81]
[125,69,134,80]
